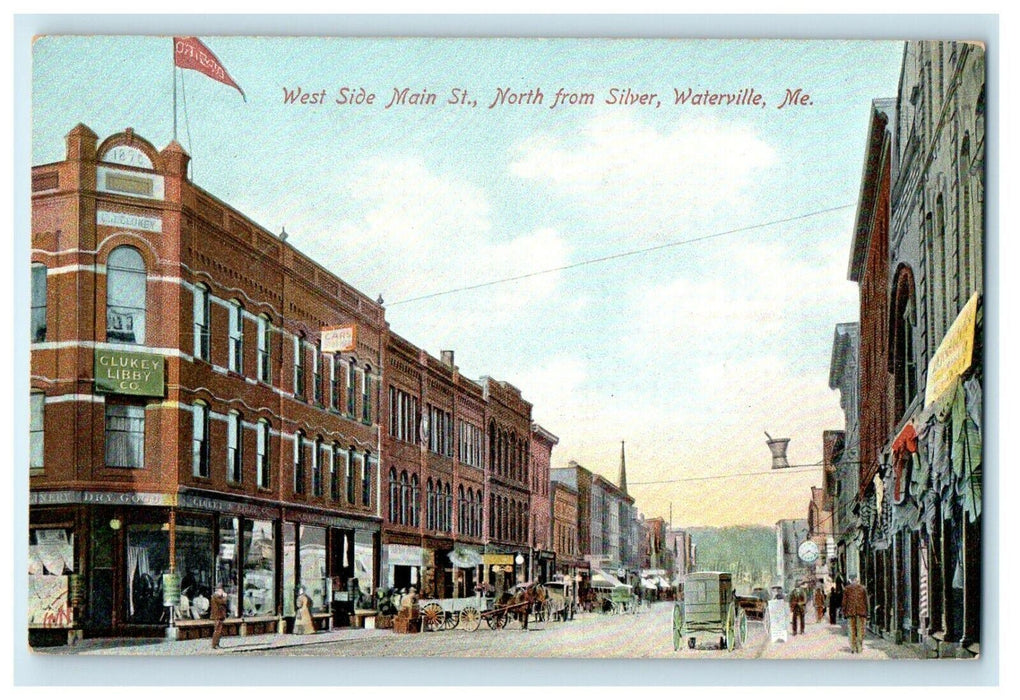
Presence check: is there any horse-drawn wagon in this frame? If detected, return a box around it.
[671,571,748,651]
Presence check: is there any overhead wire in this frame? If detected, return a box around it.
[387,203,854,306]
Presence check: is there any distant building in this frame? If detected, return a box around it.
[775,519,810,592]
[529,423,559,582]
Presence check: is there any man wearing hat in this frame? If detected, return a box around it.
[842,575,869,653]
[788,580,807,636]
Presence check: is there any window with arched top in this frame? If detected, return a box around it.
[311,436,324,497]
[227,411,243,484]
[257,420,271,489]
[106,246,146,344]
[389,468,399,523]
[400,471,409,526]
[293,431,306,495]
[410,474,420,527]
[426,479,435,531]
[228,300,244,374]
[891,266,918,420]
[193,284,211,360]
[192,402,210,478]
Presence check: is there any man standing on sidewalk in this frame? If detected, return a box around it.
[842,575,869,653]
[788,581,807,636]
[210,584,228,650]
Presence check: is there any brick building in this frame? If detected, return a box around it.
[481,378,534,592]
[380,339,487,598]
[550,481,579,578]
[29,126,387,644]
[529,423,558,582]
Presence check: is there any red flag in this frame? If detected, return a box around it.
[173,36,246,101]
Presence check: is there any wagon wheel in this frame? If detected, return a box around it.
[672,603,684,651]
[541,599,553,622]
[459,606,481,631]
[737,609,748,648]
[724,602,736,651]
[486,610,506,630]
[443,610,460,631]
[421,603,444,632]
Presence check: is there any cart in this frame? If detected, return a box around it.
[418,595,488,632]
[672,572,748,652]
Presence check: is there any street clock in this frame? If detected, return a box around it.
[798,540,820,563]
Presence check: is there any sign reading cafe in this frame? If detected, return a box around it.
[94,349,165,397]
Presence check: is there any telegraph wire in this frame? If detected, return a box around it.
[387,203,855,306]
[628,463,825,486]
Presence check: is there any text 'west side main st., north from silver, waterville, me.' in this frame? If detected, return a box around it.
[282,86,815,110]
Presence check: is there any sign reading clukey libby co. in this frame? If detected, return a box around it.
[94,349,165,397]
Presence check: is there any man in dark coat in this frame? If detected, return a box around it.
[788,581,807,636]
[842,575,869,653]
[828,581,842,625]
[210,583,229,649]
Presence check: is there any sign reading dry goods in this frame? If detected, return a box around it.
[924,292,980,407]
[94,349,165,396]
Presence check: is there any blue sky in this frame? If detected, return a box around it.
[33,36,904,526]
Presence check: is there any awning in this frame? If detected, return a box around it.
[590,568,631,590]
[448,546,483,569]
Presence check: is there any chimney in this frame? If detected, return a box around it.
[441,350,455,368]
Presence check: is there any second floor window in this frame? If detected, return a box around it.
[228,302,244,374]
[329,356,339,411]
[330,445,340,501]
[192,402,209,477]
[293,432,306,495]
[106,246,146,345]
[31,263,47,343]
[30,392,44,469]
[312,438,323,497]
[106,404,145,469]
[347,360,356,415]
[362,368,371,423]
[257,315,271,382]
[193,285,211,360]
[256,420,270,489]
[313,351,322,405]
[227,411,242,484]
[346,450,356,504]
[294,336,305,399]
[362,454,373,507]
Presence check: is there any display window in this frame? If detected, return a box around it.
[283,522,296,617]
[125,524,168,624]
[175,515,214,619]
[242,519,276,616]
[216,516,240,617]
[299,525,329,613]
[28,527,74,627]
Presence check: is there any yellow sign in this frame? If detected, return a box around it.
[924,292,979,408]
[482,554,514,566]
[321,324,357,354]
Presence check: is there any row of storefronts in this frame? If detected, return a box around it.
[827,41,984,658]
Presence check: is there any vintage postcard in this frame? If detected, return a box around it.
[27,34,986,664]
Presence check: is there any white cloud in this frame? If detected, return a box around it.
[282,156,570,327]
[510,111,776,240]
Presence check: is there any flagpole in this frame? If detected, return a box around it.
[172,60,178,142]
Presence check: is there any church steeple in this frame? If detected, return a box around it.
[619,440,628,495]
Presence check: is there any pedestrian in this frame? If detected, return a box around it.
[788,581,807,636]
[210,583,228,650]
[842,574,869,653]
[828,582,842,625]
[813,582,826,623]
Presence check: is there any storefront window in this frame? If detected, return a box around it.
[354,530,375,598]
[175,515,214,620]
[216,516,240,618]
[243,520,276,616]
[125,523,169,624]
[28,527,74,627]
[299,525,329,613]
[283,522,296,617]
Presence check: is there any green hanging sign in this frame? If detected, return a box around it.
[94,349,165,397]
